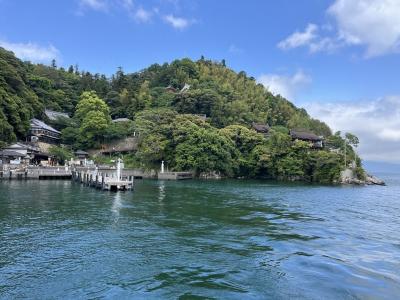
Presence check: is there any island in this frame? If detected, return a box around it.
[0,48,383,185]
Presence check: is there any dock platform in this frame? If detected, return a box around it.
[71,169,133,191]
[158,171,193,180]
[72,159,133,191]
[1,167,72,180]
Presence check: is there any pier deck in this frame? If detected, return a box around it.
[71,163,133,191]
[1,167,72,180]
[158,171,193,180]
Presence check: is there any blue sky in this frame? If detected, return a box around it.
[1,0,400,162]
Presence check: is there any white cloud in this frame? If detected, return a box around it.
[328,0,400,57]
[277,23,340,54]
[118,0,153,23]
[304,96,400,162]
[76,1,196,30]
[258,70,312,100]
[278,24,318,50]
[0,40,59,64]
[163,14,192,30]
[78,0,108,12]
[278,0,400,57]
[308,36,340,53]
[134,7,153,23]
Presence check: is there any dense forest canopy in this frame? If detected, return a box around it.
[0,47,362,182]
[0,47,331,142]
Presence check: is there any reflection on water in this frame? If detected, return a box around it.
[111,192,122,224]
[158,181,165,202]
[0,176,400,299]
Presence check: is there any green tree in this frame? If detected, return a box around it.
[75,91,110,121]
[73,91,111,148]
[104,121,134,142]
[61,126,80,147]
[48,145,73,165]
[325,131,344,149]
[136,134,169,167]
[0,112,16,145]
[173,89,222,119]
[137,81,152,109]
[220,125,265,176]
[271,140,310,180]
[173,126,237,176]
[79,110,110,148]
[345,132,359,148]
[308,151,343,183]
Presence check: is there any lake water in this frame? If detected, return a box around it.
[1,174,400,299]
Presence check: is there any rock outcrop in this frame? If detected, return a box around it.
[365,174,386,186]
[340,168,385,186]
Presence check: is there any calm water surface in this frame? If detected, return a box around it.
[1,174,400,299]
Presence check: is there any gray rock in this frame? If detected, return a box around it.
[365,174,386,186]
[340,168,385,186]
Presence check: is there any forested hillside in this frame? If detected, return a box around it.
[0,47,362,182]
[0,47,330,140]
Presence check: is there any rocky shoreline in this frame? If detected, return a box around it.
[341,171,386,186]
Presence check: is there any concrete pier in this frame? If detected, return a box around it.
[158,171,193,180]
[0,167,72,180]
[0,162,193,189]
[1,165,134,191]
[71,167,133,191]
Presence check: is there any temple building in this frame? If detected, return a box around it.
[72,150,90,166]
[1,142,55,165]
[112,118,131,123]
[290,130,324,148]
[29,118,61,144]
[252,123,270,136]
[0,150,26,165]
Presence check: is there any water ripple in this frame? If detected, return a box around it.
[1,175,400,299]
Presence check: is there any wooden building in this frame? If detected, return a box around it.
[112,118,131,123]
[252,123,270,136]
[29,118,61,144]
[191,114,207,121]
[165,85,177,93]
[74,150,89,165]
[2,142,38,157]
[290,130,324,148]
[0,150,26,164]
[1,142,54,165]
